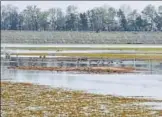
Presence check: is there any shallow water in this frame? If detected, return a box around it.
[2,57,162,74]
[136,102,162,110]
[2,44,162,48]
[1,68,162,100]
[2,49,162,54]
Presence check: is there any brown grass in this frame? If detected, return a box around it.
[7,66,141,74]
[1,82,162,117]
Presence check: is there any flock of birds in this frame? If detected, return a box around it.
[2,46,125,68]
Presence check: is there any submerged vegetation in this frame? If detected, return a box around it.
[1,82,162,117]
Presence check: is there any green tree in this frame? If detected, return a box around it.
[65,5,79,31]
[79,13,88,31]
[1,5,19,30]
[117,9,127,31]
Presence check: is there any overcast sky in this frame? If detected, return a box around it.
[1,1,162,13]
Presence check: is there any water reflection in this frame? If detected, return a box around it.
[2,68,162,99]
[2,57,162,74]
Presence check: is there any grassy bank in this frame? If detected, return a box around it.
[56,53,162,60]
[1,82,162,117]
[9,53,162,60]
[2,31,162,44]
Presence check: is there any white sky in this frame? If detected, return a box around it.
[1,1,162,13]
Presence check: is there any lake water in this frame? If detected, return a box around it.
[1,67,162,100]
[2,44,162,48]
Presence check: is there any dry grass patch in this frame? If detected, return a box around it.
[1,81,162,117]
[56,53,162,60]
[7,66,138,74]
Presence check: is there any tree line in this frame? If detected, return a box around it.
[1,4,162,31]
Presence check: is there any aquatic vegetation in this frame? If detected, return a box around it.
[1,82,162,117]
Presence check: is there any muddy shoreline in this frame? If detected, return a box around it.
[7,66,144,74]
